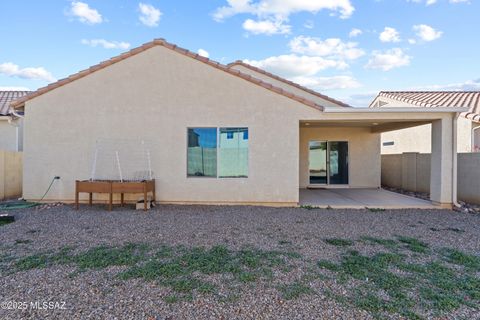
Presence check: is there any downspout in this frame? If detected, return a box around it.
[452,113,461,208]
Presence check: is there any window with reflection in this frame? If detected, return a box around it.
[187,128,217,177]
[219,128,248,178]
[187,127,249,178]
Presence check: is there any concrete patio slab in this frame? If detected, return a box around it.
[299,188,437,209]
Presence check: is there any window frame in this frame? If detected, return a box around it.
[186,127,249,179]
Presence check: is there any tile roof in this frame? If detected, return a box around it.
[371,91,480,123]
[227,61,352,108]
[0,91,30,115]
[11,39,324,112]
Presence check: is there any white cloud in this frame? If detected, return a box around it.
[289,36,365,61]
[0,86,30,91]
[415,79,480,91]
[213,0,355,22]
[349,28,362,38]
[303,20,314,29]
[244,54,347,78]
[242,18,291,35]
[408,0,468,4]
[379,27,401,43]
[138,3,161,27]
[0,62,56,82]
[81,39,131,50]
[365,48,411,71]
[342,92,378,108]
[413,24,442,41]
[290,75,361,90]
[197,49,210,58]
[408,38,417,44]
[69,1,103,24]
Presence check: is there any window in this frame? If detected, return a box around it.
[187,128,217,177]
[383,141,394,146]
[219,128,248,178]
[187,127,248,178]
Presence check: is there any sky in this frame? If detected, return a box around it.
[0,0,479,107]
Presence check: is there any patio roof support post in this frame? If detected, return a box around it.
[430,115,454,208]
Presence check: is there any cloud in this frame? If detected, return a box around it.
[244,54,347,78]
[197,49,210,58]
[0,62,56,82]
[415,79,480,91]
[365,48,411,71]
[379,27,401,43]
[138,3,162,27]
[0,86,30,91]
[349,28,362,38]
[289,36,365,61]
[242,18,291,35]
[413,24,442,41]
[213,0,355,22]
[290,75,361,90]
[342,92,378,108]
[69,1,103,24]
[81,39,131,50]
[303,20,314,29]
[408,0,468,4]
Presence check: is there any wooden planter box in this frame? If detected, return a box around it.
[75,180,156,211]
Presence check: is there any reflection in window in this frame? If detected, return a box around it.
[187,128,217,177]
[219,128,248,178]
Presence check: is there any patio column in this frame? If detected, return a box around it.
[430,116,454,207]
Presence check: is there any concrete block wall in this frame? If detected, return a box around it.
[0,151,23,200]
[381,152,480,205]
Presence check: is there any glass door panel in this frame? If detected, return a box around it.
[329,141,349,185]
[309,141,327,184]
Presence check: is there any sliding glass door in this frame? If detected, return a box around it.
[309,141,348,185]
[308,141,327,184]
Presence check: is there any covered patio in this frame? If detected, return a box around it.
[299,106,469,208]
[299,188,436,209]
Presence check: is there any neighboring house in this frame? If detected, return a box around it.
[370,91,480,154]
[10,39,466,207]
[0,91,30,151]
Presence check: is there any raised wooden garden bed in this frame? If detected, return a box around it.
[75,179,156,211]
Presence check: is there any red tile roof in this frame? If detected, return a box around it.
[371,91,480,123]
[0,91,30,115]
[11,39,324,112]
[227,61,352,108]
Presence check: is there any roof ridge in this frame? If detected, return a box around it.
[227,60,352,108]
[11,39,324,112]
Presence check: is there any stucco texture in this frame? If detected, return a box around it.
[22,45,322,204]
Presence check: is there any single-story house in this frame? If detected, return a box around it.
[370,91,480,154]
[10,39,468,208]
[0,91,29,151]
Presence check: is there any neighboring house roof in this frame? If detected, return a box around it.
[0,91,30,115]
[11,39,324,111]
[227,61,352,108]
[371,91,480,122]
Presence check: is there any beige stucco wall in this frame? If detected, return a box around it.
[23,45,325,205]
[381,117,473,154]
[230,64,345,109]
[299,127,381,188]
[0,119,20,151]
[0,150,22,200]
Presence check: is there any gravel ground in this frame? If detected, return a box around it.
[1,204,479,319]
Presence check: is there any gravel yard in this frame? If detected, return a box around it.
[1,204,479,319]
